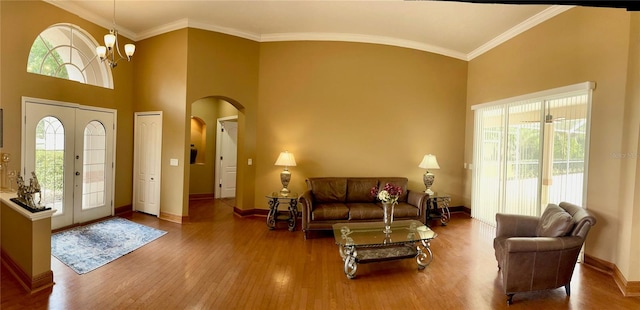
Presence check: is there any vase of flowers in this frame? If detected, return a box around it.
[371,183,403,234]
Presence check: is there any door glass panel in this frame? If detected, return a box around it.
[82,121,106,209]
[35,116,65,214]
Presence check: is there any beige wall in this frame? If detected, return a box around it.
[185,28,260,213]
[620,12,640,281]
[133,29,188,219]
[0,1,135,208]
[465,7,639,280]
[256,41,468,203]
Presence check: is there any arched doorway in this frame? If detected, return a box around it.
[188,96,240,200]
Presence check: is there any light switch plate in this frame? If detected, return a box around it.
[170,158,178,166]
[248,158,252,165]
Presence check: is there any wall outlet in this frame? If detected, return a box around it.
[248,158,253,165]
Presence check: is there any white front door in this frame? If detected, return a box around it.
[133,112,162,216]
[74,108,115,223]
[23,99,115,230]
[219,120,237,198]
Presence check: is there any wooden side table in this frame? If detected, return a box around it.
[266,192,298,231]
[426,194,451,226]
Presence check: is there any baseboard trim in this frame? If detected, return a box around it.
[114,204,133,216]
[232,207,279,217]
[584,254,640,297]
[449,206,471,214]
[0,249,54,294]
[159,211,188,224]
[189,193,215,200]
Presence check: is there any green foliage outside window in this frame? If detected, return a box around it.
[503,121,586,180]
[27,36,69,79]
[35,150,64,201]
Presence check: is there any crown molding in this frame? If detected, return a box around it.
[44,0,136,40]
[467,5,574,60]
[260,32,468,60]
[44,1,572,61]
[136,19,261,42]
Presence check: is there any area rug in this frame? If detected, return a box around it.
[51,217,167,274]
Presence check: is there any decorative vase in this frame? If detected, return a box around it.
[190,144,198,164]
[382,202,395,234]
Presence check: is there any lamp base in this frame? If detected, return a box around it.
[280,187,291,197]
[280,169,291,197]
[423,172,435,196]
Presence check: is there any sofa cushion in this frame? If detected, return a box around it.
[308,178,347,203]
[393,202,420,218]
[346,178,378,203]
[536,204,574,237]
[377,178,408,202]
[349,203,384,220]
[312,203,349,221]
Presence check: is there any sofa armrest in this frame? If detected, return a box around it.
[407,190,427,220]
[505,236,584,253]
[298,190,313,230]
[496,213,539,238]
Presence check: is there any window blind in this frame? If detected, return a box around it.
[471,82,593,226]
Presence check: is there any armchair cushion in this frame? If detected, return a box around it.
[536,204,574,237]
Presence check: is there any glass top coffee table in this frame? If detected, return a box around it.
[332,220,437,279]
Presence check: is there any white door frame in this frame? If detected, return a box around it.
[215,115,238,198]
[21,97,116,229]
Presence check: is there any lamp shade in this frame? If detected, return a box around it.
[419,154,440,170]
[124,44,136,57]
[96,46,107,58]
[275,151,297,167]
[104,33,116,48]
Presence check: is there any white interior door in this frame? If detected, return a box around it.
[219,120,237,198]
[23,99,115,230]
[133,112,162,216]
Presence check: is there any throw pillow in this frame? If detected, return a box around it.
[536,204,574,237]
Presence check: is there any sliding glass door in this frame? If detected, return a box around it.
[471,83,593,225]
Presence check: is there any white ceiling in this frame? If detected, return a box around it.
[46,0,575,60]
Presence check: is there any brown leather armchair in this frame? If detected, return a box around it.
[493,202,596,305]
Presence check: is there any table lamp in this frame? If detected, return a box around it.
[275,151,297,196]
[419,154,440,195]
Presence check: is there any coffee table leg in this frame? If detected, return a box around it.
[343,245,358,279]
[416,239,433,269]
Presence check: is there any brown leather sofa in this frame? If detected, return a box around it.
[493,202,596,305]
[298,177,427,238]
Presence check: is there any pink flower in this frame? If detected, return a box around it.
[370,183,403,203]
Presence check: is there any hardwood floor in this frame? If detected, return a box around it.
[2,198,640,309]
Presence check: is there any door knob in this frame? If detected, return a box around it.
[76,171,80,176]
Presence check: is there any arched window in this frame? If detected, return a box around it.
[82,121,107,209]
[27,23,113,89]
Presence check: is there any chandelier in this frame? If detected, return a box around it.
[96,0,135,68]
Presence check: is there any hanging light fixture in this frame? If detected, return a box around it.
[96,0,135,68]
